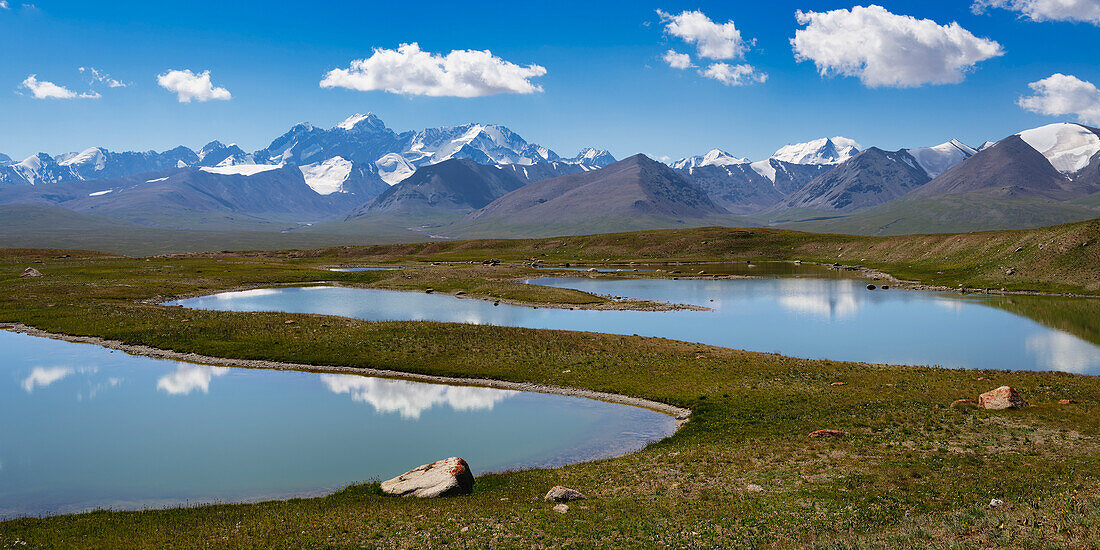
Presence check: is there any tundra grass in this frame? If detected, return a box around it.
[0,236,1098,548]
[237,218,1100,295]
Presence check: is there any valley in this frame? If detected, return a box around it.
[1,221,1099,547]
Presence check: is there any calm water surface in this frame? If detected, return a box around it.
[169,278,1100,375]
[0,331,675,518]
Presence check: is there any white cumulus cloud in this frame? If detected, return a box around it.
[663,50,693,69]
[0,1,10,9]
[156,69,232,102]
[657,9,750,60]
[657,10,766,87]
[1018,73,1100,125]
[19,75,100,99]
[972,0,1100,25]
[792,5,1004,88]
[702,63,768,86]
[320,42,546,98]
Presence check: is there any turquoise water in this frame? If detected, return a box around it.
[0,331,676,518]
[169,278,1100,375]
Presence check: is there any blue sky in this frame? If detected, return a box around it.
[2,1,1099,161]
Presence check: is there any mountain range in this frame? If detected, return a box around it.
[0,113,614,193]
[0,116,1097,245]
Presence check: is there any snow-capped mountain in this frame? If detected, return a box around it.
[903,139,977,179]
[670,138,860,212]
[0,153,11,166]
[565,148,616,168]
[671,149,749,171]
[249,113,614,189]
[910,122,1100,202]
[2,153,72,186]
[198,141,255,167]
[1016,123,1100,175]
[0,146,200,186]
[771,137,861,165]
[0,113,612,198]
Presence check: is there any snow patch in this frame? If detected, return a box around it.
[88,189,113,196]
[145,177,169,183]
[299,156,353,195]
[1017,123,1100,175]
[375,153,416,186]
[750,159,777,182]
[200,164,283,176]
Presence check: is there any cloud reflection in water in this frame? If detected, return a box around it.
[21,366,75,393]
[320,374,517,419]
[156,363,229,395]
[1026,332,1100,374]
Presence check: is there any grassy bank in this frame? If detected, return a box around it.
[0,224,1098,548]
[217,218,1100,295]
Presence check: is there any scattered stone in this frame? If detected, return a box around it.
[990,499,1004,508]
[460,526,469,533]
[545,486,586,503]
[978,386,1029,410]
[866,284,876,290]
[951,399,979,409]
[809,429,844,439]
[20,268,42,278]
[455,291,466,296]
[552,504,569,514]
[881,285,889,290]
[588,268,598,272]
[284,320,295,324]
[1058,399,1076,405]
[977,377,990,381]
[425,288,434,294]
[380,457,474,498]
[745,484,764,493]
[1006,268,1016,276]
[830,382,846,386]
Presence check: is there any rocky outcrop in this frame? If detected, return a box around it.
[20,267,42,277]
[381,457,474,498]
[978,386,1028,410]
[545,486,586,503]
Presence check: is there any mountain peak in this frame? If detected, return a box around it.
[671,148,749,170]
[772,137,860,165]
[904,139,977,178]
[567,148,616,167]
[1016,122,1100,175]
[336,113,386,132]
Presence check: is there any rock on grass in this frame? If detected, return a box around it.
[978,386,1028,410]
[381,457,473,498]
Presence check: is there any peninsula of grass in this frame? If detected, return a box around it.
[1,221,1098,548]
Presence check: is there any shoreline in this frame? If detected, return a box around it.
[0,323,692,422]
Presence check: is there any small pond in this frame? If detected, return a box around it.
[168,278,1100,375]
[0,331,676,518]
